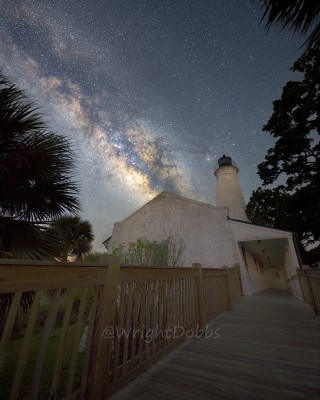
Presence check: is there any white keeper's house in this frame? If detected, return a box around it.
[105,155,302,298]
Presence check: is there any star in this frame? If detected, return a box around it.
[0,0,304,249]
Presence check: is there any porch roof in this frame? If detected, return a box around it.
[228,218,294,269]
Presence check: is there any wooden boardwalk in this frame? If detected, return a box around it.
[110,289,320,400]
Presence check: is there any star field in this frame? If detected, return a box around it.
[0,0,304,249]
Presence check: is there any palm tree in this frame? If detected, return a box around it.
[260,0,320,51]
[48,215,94,262]
[0,73,80,259]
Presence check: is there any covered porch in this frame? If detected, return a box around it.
[228,219,302,298]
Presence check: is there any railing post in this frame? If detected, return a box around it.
[301,269,318,315]
[235,263,243,296]
[88,255,120,399]
[297,271,307,303]
[192,263,205,330]
[222,266,231,310]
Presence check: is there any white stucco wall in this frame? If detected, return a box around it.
[109,192,239,268]
[239,245,286,294]
[283,241,303,299]
[229,220,302,296]
[107,192,303,299]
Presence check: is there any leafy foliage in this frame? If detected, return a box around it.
[260,0,320,52]
[247,50,320,264]
[82,251,108,263]
[246,186,291,227]
[258,50,320,188]
[48,215,94,262]
[0,73,80,259]
[112,235,186,267]
[0,218,57,260]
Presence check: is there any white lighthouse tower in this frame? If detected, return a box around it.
[214,155,248,221]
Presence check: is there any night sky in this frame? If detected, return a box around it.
[0,0,304,250]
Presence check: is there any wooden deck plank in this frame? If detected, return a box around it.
[110,289,320,400]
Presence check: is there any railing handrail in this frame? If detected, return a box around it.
[297,269,320,315]
[0,259,106,268]
[0,259,242,399]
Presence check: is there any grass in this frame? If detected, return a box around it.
[1,323,85,399]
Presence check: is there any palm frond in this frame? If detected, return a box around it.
[0,217,59,260]
[0,71,81,258]
[48,215,94,261]
[261,0,320,50]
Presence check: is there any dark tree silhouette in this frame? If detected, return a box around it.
[247,49,320,264]
[0,73,80,259]
[48,215,94,262]
[260,0,320,51]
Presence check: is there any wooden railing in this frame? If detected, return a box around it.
[0,257,120,400]
[0,258,242,399]
[202,265,242,321]
[297,268,320,315]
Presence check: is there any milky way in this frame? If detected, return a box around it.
[0,0,303,249]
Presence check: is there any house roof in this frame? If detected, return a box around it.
[118,191,228,223]
[228,218,294,243]
[227,218,296,269]
[102,236,112,249]
[227,216,294,235]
